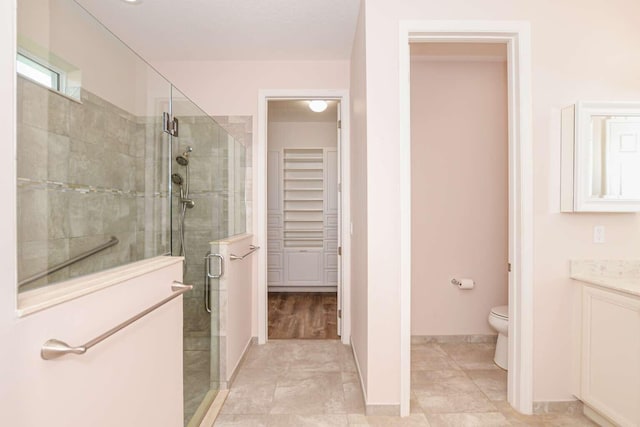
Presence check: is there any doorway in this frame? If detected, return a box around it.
[257,91,351,345]
[409,41,510,418]
[266,99,340,339]
[399,22,534,416]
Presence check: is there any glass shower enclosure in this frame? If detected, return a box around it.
[15,0,246,425]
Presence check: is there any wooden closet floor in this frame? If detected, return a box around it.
[268,292,339,340]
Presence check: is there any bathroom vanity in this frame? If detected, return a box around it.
[571,260,640,427]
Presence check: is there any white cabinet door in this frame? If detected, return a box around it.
[581,286,640,426]
[283,249,323,285]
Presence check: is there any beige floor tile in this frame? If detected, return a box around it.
[541,414,598,426]
[411,369,470,389]
[219,381,276,415]
[492,401,545,426]
[412,372,482,398]
[232,366,281,387]
[466,369,508,401]
[426,412,509,426]
[349,414,431,426]
[415,390,497,414]
[343,380,366,414]
[213,414,269,426]
[437,343,499,371]
[268,414,349,426]
[270,371,346,415]
[411,343,448,358]
[411,355,462,371]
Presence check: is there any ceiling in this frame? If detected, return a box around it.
[75,0,361,61]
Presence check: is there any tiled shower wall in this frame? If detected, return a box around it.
[16,76,169,291]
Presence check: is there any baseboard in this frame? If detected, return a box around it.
[411,334,497,344]
[365,404,401,416]
[221,337,255,390]
[583,405,617,427]
[532,400,583,415]
[349,337,401,416]
[350,337,368,407]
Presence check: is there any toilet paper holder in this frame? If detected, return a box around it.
[450,278,475,289]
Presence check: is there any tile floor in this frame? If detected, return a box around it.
[212,340,597,426]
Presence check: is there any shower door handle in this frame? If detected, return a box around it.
[204,253,223,314]
[205,253,224,279]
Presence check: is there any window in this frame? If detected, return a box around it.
[17,52,63,92]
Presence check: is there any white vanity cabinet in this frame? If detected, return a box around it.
[579,284,640,426]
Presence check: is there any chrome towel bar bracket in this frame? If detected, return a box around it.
[40,281,192,360]
[230,245,260,261]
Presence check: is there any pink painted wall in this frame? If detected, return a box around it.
[154,60,350,118]
[349,0,369,395]
[364,0,640,402]
[411,54,509,336]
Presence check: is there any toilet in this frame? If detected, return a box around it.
[488,305,508,370]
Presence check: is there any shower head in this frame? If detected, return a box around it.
[176,155,189,166]
[176,146,193,166]
[171,173,184,186]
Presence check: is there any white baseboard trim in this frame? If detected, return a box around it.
[532,400,583,415]
[221,337,255,390]
[583,405,617,427]
[411,334,497,344]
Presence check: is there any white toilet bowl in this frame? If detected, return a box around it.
[488,305,508,370]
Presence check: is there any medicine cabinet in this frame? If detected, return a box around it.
[561,102,640,212]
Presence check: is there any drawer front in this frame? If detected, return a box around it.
[284,249,323,285]
[325,227,338,240]
[268,228,283,240]
[268,214,282,227]
[325,253,338,269]
[268,239,283,252]
[325,214,338,226]
[324,239,338,253]
[325,270,338,284]
[268,270,283,285]
[268,252,283,269]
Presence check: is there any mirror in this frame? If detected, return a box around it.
[561,102,640,212]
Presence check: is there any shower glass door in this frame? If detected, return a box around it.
[170,86,227,426]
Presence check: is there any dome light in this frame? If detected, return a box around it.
[309,100,328,113]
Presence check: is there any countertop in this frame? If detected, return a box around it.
[570,259,640,298]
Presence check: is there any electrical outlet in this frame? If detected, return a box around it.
[593,225,605,243]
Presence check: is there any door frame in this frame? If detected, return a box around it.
[256,89,351,345]
[399,21,533,415]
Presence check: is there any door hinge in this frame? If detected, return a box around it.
[338,309,342,318]
[338,183,342,193]
[338,120,342,129]
[508,262,512,272]
[338,246,342,256]
[162,112,179,136]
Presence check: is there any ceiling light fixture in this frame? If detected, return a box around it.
[121,0,142,4]
[309,100,328,113]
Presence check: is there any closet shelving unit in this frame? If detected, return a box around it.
[282,148,324,248]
